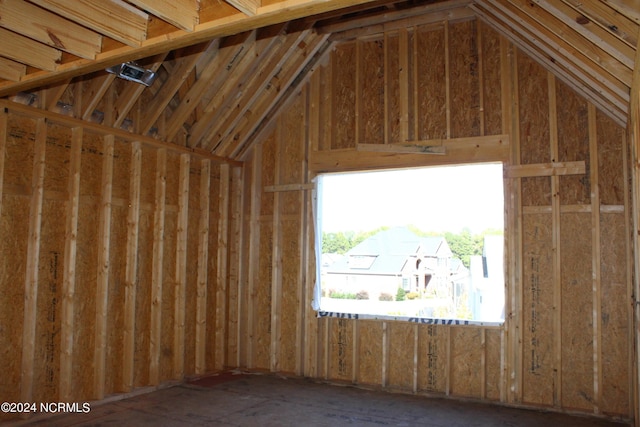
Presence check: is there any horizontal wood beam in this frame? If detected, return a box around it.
[504,161,586,178]
[310,134,509,173]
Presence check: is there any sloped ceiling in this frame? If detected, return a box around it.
[0,0,637,161]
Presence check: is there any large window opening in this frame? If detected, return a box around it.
[314,163,505,325]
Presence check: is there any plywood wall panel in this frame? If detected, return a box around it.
[332,42,356,150]
[386,34,401,144]
[449,20,480,139]
[387,321,414,390]
[416,25,446,141]
[329,318,354,381]
[111,140,130,201]
[280,219,301,374]
[600,213,630,416]
[5,114,34,189]
[521,213,554,406]
[134,207,155,386]
[597,111,625,206]
[361,39,385,144]
[43,123,71,193]
[557,81,590,206]
[160,211,177,382]
[480,22,502,136]
[518,53,551,207]
[74,193,99,399]
[485,329,502,401]
[254,221,273,370]
[560,212,593,411]
[33,199,65,403]
[450,327,482,398]
[0,195,28,420]
[417,325,447,394]
[356,320,383,386]
[106,205,127,394]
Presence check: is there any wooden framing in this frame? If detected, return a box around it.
[195,159,211,374]
[20,118,47,404]
[149,149,167,385]
[94,135,114,399]
[0,4,638,426]
[123,141,142,390]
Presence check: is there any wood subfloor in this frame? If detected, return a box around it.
[10,373,631,426]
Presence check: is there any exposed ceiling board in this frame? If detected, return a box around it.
[0,0,383,97]
[0,0,636,162]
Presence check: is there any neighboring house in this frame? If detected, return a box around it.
[469,235,505,322]
[323,227,463,301]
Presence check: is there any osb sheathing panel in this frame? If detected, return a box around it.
[5,114,34,189]
[560,213,593,411]
[357,321,383,386]
[416,25,446,141]
[280,219,301,373]
[255,221,273,370]
[106,204,127,394]
[332,41,356,150]
[518,53,551,207]
[450,327,482,398]
[160,210,177,382]
[329,318,354,381]
[556,82,589,206]
[386,34,401,144]
[600,213,630,416]
[34,200,65,402]
[485,329,502,401]
[480,22,502,136]
[597,111,625,206]
[449,20,481,139]
[387,322,414,390]
[281,92,304,215]
[361,39,385,144]
[0,196,28,420]
[522,213,554,406]
[417,325,447,394]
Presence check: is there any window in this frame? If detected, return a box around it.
[313,163,505,325]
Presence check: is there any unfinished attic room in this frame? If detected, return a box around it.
[2,0,640,425]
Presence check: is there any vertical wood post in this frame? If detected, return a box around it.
[588,103,603,414]
[123,141,142,390]
[59,127,82,400]
[195,159,211,374]
[20,118,47,404]
[173,153,190,379]
[94,135,114,399]
[149,148,167,385]
[216,163,230,370]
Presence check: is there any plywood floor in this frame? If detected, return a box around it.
[11,373,630,426]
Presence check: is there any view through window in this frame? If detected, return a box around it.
[315,163,505,324]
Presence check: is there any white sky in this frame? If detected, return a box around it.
[319,163,504,234]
